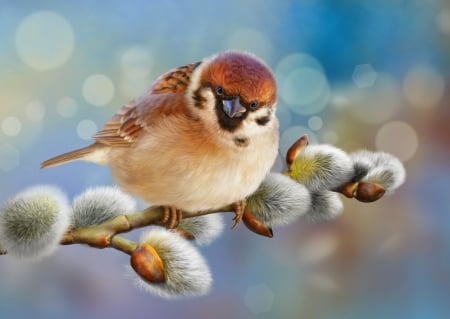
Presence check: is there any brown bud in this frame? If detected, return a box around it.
[286,134,309,168]
[130,244,166,284]
[336,182,358,198]
[355,182,386,203]
[242,208,273,238]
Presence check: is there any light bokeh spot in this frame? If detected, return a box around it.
[330,92,350,110]
[1,117,22,136]
[82,74,115,107]
[308,116,323,131]
[26,101,46,122]
[119,47,153,98]
[56,97,78,118]
[244,284,275,314]
[403,65,446,110]
[352,64,378,88]
[375,121,418,161]
[77,119,97,140]
[0,144,20,171]
[276,53,324,74]
[276,53,330,115]
[15,11,74,70]
[347,74,402,124]
[120,47,153,80]
[436,9,450,35]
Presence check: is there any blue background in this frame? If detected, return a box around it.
[1,1,450,318]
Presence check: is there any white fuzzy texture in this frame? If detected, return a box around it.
[350,150,406,193]
[246,173,311,227]
[291,144,354,192]
[304,191,343,222]
[129,228,212,299]
[72,186,137,228]
[0,185,71,260]
[349,150,375,172]
[178,214,224,246]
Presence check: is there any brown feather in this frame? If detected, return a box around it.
[92,62,200,147]
[150,62,200,94]
[41,144,102,169]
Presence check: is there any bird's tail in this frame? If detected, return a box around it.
[40,144,102,169]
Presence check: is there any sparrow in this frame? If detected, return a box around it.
[41,51,279,228]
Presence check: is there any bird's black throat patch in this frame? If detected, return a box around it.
[214,100,247,132]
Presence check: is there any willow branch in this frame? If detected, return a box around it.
[59,205,234,251]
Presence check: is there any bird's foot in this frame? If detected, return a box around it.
[231,200,246,229]
[159,206,183,229]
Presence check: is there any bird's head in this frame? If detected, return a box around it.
[188,51,278,146]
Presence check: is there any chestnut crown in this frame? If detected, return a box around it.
[201,51,277,109]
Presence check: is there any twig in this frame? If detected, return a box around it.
[59,205,234,251]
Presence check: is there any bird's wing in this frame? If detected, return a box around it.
[150,62,201,94]
[93,62,201,146]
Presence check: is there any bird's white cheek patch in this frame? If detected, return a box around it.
[202,88,216,110]
[246,109,274,130]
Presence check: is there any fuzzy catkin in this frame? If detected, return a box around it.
[289,144,354,191]
[128,228,212,299]
[0,185,71,260]
[177,214,224,246]
[303,191,343,222]
[246,173,311,227]
[350,150,406,193]
[71,186,137,228]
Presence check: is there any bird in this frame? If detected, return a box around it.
[41,51,279,228]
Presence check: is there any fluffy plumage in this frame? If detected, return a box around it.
[42,51,279,217]
[0,185,70,260]
[71,186,137,228]
[129,228,212,298]
[246,173,311,227]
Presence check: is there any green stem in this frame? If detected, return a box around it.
[110,236,138,255]
[59,205,234,250]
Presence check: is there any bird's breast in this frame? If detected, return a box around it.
[109,120,278,213]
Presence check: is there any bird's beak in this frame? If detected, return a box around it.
[222,98,246,118]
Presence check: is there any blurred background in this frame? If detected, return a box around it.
[1,0,449,318]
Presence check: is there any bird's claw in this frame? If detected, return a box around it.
[231,200,246,229]
[160,206,183,229]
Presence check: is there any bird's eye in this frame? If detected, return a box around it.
[216,86,224,95]
[249,100,259,110]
